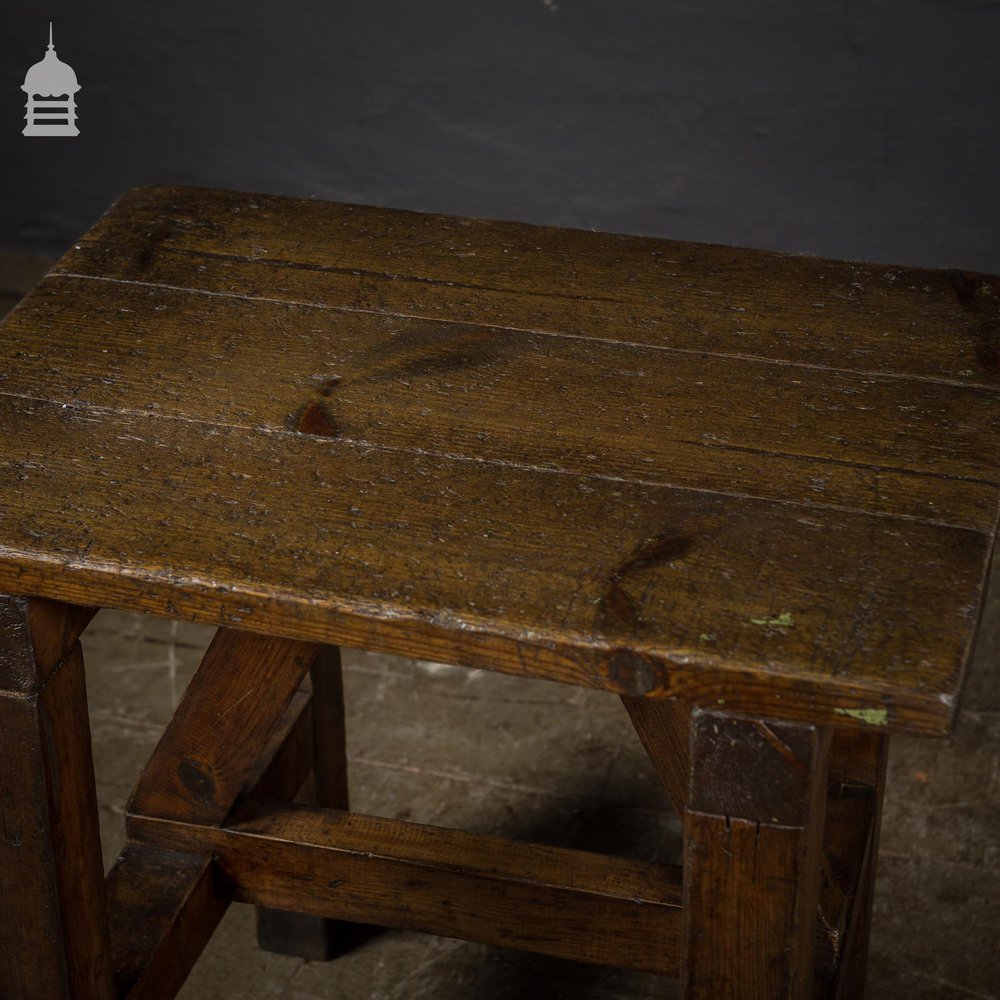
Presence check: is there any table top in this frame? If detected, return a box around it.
[1,185,997,735]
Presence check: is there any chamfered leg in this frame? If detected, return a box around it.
[0,595,111,1000]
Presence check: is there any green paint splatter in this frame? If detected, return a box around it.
[699,632,717,642]
[834,707,888,726]
[750,612,794,627]
[957,370,976,377]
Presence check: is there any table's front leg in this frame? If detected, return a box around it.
[0,595,112,999]
[681,708,831,1000]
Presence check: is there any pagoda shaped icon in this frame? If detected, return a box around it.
[22,23,81,137]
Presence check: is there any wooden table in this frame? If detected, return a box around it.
[1,185,997,999]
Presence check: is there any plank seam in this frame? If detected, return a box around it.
[1,387,995,534]
[48,268,1000,395]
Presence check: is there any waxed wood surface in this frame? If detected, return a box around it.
[5,275,999,530]
[2,184,999,735]
[112,629,319,996]
[51,185,1000,391]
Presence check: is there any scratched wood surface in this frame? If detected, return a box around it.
[1,184,998,736]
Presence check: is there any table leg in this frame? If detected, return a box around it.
[681,708,831,1000]
[621,694,691,817]
[816,728,888,998]
[0,595,112,999]
[257,645,357,960]
[111,627,319,997]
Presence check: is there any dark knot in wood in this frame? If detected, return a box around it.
[177,759,217,805]
[601,649,661,697]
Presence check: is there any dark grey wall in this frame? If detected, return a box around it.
[2,1,999,271]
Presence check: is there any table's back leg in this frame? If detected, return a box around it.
[621,695,691,816]
[0,595,112,1000]
[256,645,358,960]
[815,728,888,999]
[681,708,831,1000]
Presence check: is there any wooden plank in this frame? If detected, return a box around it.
[130,627,320,824]
[4,276,1000,529]
[105,844,226,1000]
[682,710,831,999]
[621,695,691,816]
[0,595,112,1000]
[257,645,354,961]
[56,184,1000,390]
[0,394,988,736]
[128,800,684,975]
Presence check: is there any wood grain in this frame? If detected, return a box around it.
[0,392,988,735]
[682,710,831,999]
[621,695,691,816]
[2,185,998,737]
[240,684,315,804]
[0,595,96,691]
[6,185,981,998]
[105,844,226,1000]
[0,596,112,1000]
[309,647,349,813]
[130,627,320,824]
[107,628,320,996]
[257,646,355,961]
[3,275,998,529]
[129,799,684,975]
[817,729,889,998]
[57,185,1000,390]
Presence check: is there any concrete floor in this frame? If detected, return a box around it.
[3,257,998,999]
